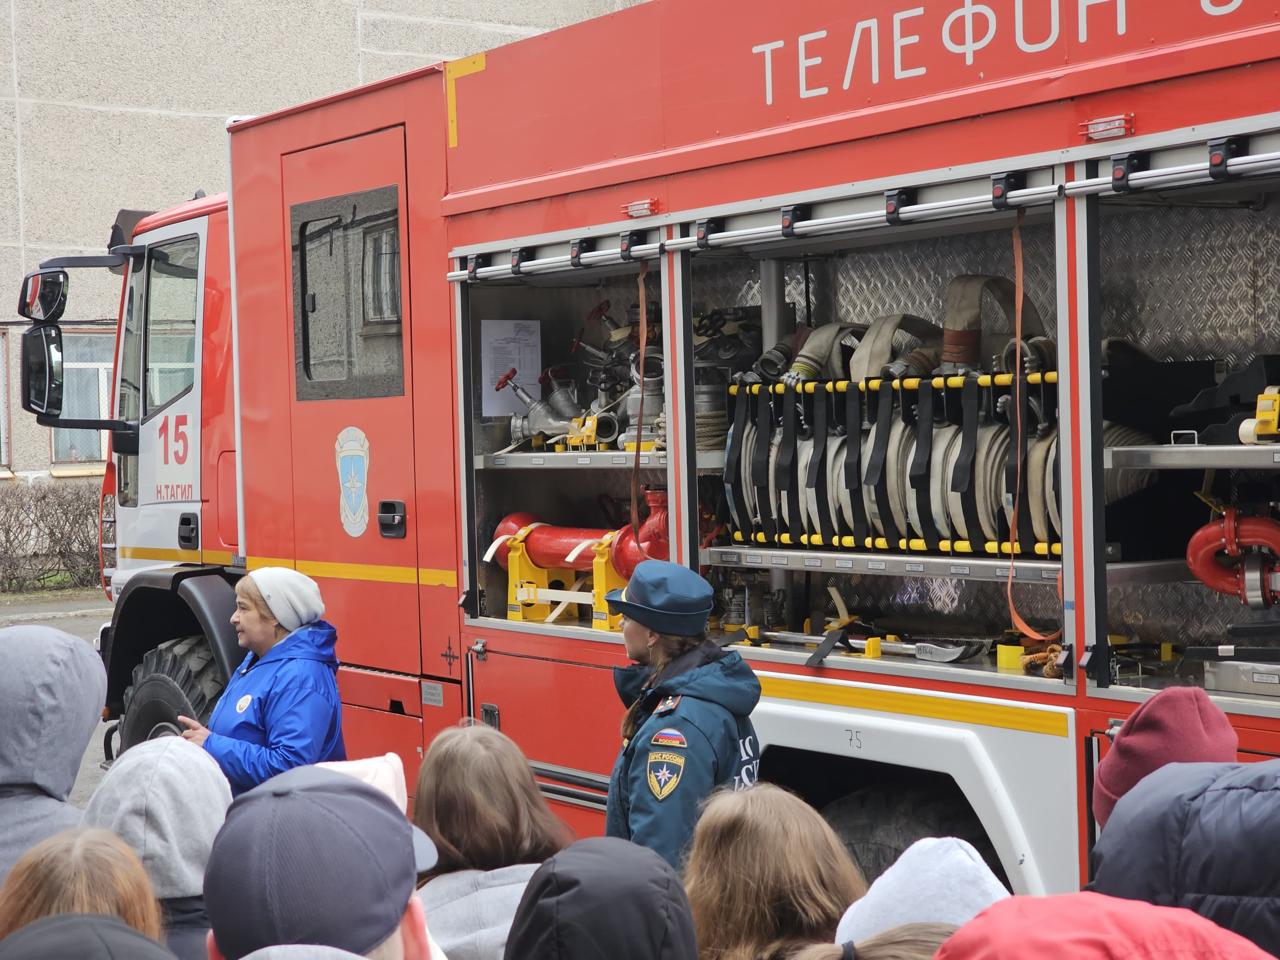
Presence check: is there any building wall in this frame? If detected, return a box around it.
[1,0,640,478]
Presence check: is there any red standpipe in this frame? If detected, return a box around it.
[492,490,669,579]
[1186,508,1280,606]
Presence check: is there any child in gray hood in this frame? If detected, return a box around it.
[0,625,106,885]
[84,736,233,960]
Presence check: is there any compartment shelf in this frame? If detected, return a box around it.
[706,547,1190,585]
[705,547,1062,583]
[474,449,727,473]
[1105,445,1280,470]
[476,450,668,470]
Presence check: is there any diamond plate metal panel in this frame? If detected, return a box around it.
[831,226,1057,337]
[1099,200,1280,367]
[1108,581,1280,648]
[833,575,1062,633]
[690,223,1057,339]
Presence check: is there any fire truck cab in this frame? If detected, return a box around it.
[19,0,1280,892]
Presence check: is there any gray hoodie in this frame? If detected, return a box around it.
[417,864,538,960]
[83,736,232,960]
[83,735,232,898]
[0,625,106,885]
[834,837,1009,944]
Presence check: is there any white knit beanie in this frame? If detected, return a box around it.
[247,567,325,632]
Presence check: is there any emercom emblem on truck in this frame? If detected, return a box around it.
[334,426,370,538]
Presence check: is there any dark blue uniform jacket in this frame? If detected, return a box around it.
[606,642,760,868]
[203,621,346,795]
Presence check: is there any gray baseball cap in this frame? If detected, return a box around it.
[204,766,436,960]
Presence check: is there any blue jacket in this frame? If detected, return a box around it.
[605,642,760,869]
[203,621,346,795]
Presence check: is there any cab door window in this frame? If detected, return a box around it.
[143,236,200,417]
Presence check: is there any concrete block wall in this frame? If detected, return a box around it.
[1,0,642,476]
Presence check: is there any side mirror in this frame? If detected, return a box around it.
[17,269,69,323]
[21,324,63,416]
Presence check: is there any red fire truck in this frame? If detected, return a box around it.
[18,0,1280,892]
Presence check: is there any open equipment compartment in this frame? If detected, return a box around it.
[676,182,1072,687]
[1089,130,1280,701]
[458,247,671,632]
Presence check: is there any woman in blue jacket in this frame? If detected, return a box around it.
[178,567,345,794]
[604,560,761,869]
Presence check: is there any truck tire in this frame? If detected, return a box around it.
[822,782,1007,887]
[119,636,225,751]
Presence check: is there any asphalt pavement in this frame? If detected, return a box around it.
[1,588,117,807]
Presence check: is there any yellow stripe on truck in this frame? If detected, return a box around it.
[445,53,486,148]
[120,549,457,589]
[759,675,1069,738]
[119,545,202,563]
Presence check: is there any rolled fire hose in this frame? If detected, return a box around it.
[1024,429,1057,544]
[767,432,786,527]
[946,424,1010,543]
[757,325,814,381]
[884,419,915,538]
[940,275,1045,372]
[1000,335,1057,375]
[723,417,742,531]
[906,423,961,541]
[786,323,857,382]
[859,432,878,535]
[847,314,937,383]
[797,437,821,535]
[1101,422,1156,505]
[825,435,854,533]
[1046,434,1061,538]
[740,420,759,525]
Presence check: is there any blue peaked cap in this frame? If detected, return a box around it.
[605,560,714,637]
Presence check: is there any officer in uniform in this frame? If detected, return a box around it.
[604,560,761,868]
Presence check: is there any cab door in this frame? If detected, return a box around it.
[113,218,206,590]
[281,128,420,676]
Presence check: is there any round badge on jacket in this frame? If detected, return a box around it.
[235,695,252,714]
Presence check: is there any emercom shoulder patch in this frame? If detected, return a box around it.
[646,751,685,801]
[651,727,688,749]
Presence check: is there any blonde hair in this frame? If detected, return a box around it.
[413,722,570,876]
[684,785,868,960]
[0,828,163,941]
[620,630,707,740]
[234,575,276,623]
[787,924,958,960]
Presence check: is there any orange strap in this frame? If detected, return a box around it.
[1006,209,1063,644]
[630,262,651,548]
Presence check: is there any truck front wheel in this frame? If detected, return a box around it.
[822,781,1008,887]
[119,635,225,751]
